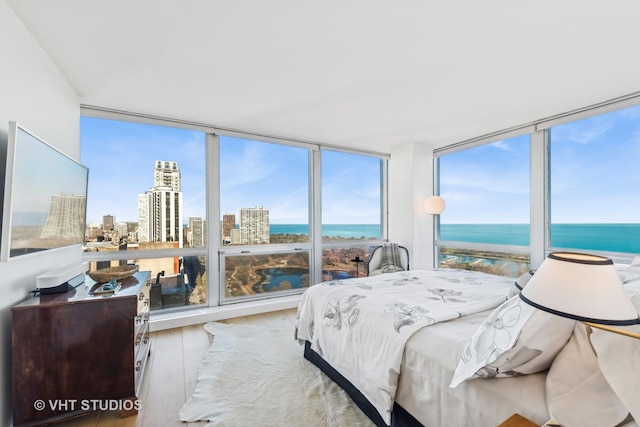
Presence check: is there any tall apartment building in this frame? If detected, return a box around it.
[222,213,236,244]
[240,207,270,245]
[137,161,184,246]
[189,216,207,247]
[154,160,181,190]
[40,194,87,240]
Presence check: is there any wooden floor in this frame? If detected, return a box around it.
[53,308,298,427]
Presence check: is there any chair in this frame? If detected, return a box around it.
[366,244,409,276]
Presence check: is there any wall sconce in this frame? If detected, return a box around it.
[424,195,445,215]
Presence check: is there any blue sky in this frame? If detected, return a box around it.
[439,105,640,224]
[82,104,640,227]
[80,117,382,225]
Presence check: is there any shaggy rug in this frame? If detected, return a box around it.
[178,322,374,427]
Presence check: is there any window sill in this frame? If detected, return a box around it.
[149,294,301,332]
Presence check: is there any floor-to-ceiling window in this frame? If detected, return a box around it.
[436,134,532,277]
[320,149,385,279]
[547,104,640,256]
[218,135,312,303]
[435,97,640,272]
[81,111,388,312]
[80,116,208,313]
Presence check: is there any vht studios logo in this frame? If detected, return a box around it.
[33,399,142,412]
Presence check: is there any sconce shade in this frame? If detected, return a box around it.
[520,252,640,326]
[424,195,446,215]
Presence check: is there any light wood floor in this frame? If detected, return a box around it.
[53,308,298,427]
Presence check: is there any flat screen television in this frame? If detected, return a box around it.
[1,121,89,262]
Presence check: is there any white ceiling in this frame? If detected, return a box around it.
[7,0,640,153]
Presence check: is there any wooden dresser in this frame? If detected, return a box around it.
[11,270,151,427]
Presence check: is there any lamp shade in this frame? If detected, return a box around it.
[520,252,640,326]
[424,195,445,215]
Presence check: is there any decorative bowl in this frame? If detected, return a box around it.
[88,265,139,283]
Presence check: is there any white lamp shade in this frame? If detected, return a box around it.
[520,252,639,325]
[424,196,445,215]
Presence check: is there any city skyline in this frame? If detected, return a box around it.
[80,117,382,226]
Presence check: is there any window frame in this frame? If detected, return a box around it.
[80,106,390,310]
[433,93,640,269]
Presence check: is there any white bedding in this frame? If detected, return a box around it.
[396,310,549,426]
[295,269,515,425]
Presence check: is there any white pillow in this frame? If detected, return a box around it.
[546,323,629,427]
[506,269,535,299]
[616,264,640,284]
[450,295,575,388]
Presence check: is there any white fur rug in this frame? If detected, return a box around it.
[178,321,374,427]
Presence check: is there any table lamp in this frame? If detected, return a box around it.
[520,252,640,339]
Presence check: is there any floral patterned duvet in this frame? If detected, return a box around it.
[294,269,513,426]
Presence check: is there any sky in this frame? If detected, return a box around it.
[439,104,640,224]
[81,104,640,227]
[80,117,382,226]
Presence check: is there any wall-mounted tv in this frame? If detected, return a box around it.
[1,121,89,262]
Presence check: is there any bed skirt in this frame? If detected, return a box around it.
[303,341,423,427]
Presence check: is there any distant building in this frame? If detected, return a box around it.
[154,160,181,190]
[240,206,269,245]
[189,216,207,247]
[229,228,241,244]
[137,193,151,242]
[103,214,115,231]
[137,161,184,247]
[115,222,128,237]
[222,213,235,244]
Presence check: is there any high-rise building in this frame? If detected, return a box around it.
[137,193,151,242]
[222,213,235,244]
[154,160,181,190]
[40,194,87,240]
[137,161,183,246]
[240,207,269,245]
[189,216,206,247]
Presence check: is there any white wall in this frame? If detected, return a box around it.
[0,2,80,425]
[388,141,437,270]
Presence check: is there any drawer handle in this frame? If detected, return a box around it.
[135,334,142,345]
[136,360,142,371]
[138,293,144,301]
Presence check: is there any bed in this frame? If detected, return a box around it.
[296,266,640,427]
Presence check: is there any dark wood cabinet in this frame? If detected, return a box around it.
[11,270,151,427]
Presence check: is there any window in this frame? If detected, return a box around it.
[321,150,385,278]
[219,135,310,246]
[321,150,382,242]
[219,135,311,301]
[437,134,531,277]
[548,105,640,254]
[81,112,388,311]
[81,116,208,312]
